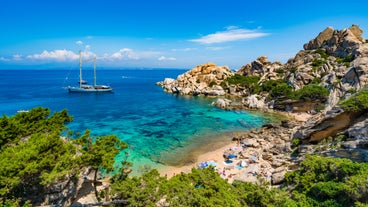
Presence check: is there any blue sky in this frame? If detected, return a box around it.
[0,0,367,70]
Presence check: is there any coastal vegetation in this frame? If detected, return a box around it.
[221,74,329,102]
[0,107,127,206]
[1,107,368,206]
[109,155,368,207]
[341,88,368,112]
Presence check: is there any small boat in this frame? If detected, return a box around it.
[17,109,29,113]
[68,51,112,93]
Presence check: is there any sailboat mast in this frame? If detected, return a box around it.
[94,57,97,87]
[79,50,83,88]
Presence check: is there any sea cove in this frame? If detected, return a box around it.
[0,69,275,174]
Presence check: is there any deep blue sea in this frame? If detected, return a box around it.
[0,69,275,175]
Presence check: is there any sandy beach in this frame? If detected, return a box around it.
[157,141,235,178]
[157,112,309,183]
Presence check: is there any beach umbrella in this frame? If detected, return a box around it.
[240,160,247,167]
[200,162,208,168]
[208,161,217,167]
[228,154,237,159]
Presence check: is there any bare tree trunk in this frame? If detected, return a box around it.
[105,186,110,201]
[93,168,99,202]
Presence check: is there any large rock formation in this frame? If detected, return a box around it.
[231,122,296,186]
[287,25,366,91]
[32,168,105,206]
[156,62,232,96]
[292,25,368,138]
[237,56,284,83]
[303,24,366,57]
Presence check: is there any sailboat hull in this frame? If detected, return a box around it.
[68,85,113,93]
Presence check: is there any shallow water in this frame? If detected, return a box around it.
[0,69,274,175]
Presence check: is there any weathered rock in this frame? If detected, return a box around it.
[345,57,368,89]
[39,167,98,206]
[347,118,368,140]
[233,172,260,184]
[271,159,285,168]
[212,98,231,109]
[245,94,266,109]
[157,62,232,96]
[303,25,365,56]
[271,171,286,185]
[246,139,260,148]
[304,27,335,50]
[237,56,283,81]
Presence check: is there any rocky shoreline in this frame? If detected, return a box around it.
[158,118,303,185]
[156,24,368,185]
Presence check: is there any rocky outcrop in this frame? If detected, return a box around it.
[244,94,266,109]
[211,98,232,109]
[237,56,284,82]
[288,25,366,90]
[156,62,232,96]
[343,57,368,90]
[231,122,297,185]
[303,24,366,57]
[293,107,357,143]
[32,168,101,206]
[303,27,335,51]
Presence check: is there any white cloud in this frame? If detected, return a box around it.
[109,48,139,60]
[0,57,10,62]
[27,50,79,61]
[76,40,83,46]
[13,54,22,61]
[19,48,162,65]
[158,56,176,61]
[82,48,97,60]
[172,48,197,52]
[189,27,268,44]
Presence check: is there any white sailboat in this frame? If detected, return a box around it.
[68,51,113,93]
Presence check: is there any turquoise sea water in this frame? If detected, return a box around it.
[0,69,272,174]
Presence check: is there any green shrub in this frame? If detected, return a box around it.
[341,89,368,111]
[275,68,285,76]
[293,84,330,101]
[312,58,327,67]
[208,81,217,87]
[225,74,260,86]
[347,89,357,94]
[314,103,326,112]
[292,138,301,147]
[290,67,298,73]
[261,79,286,92]
[311,77,322,84]
[223,74,261,94]
[285,155,368,206]
[315,49,329,59]
[337,55,354,68]
[269,83,293,99]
